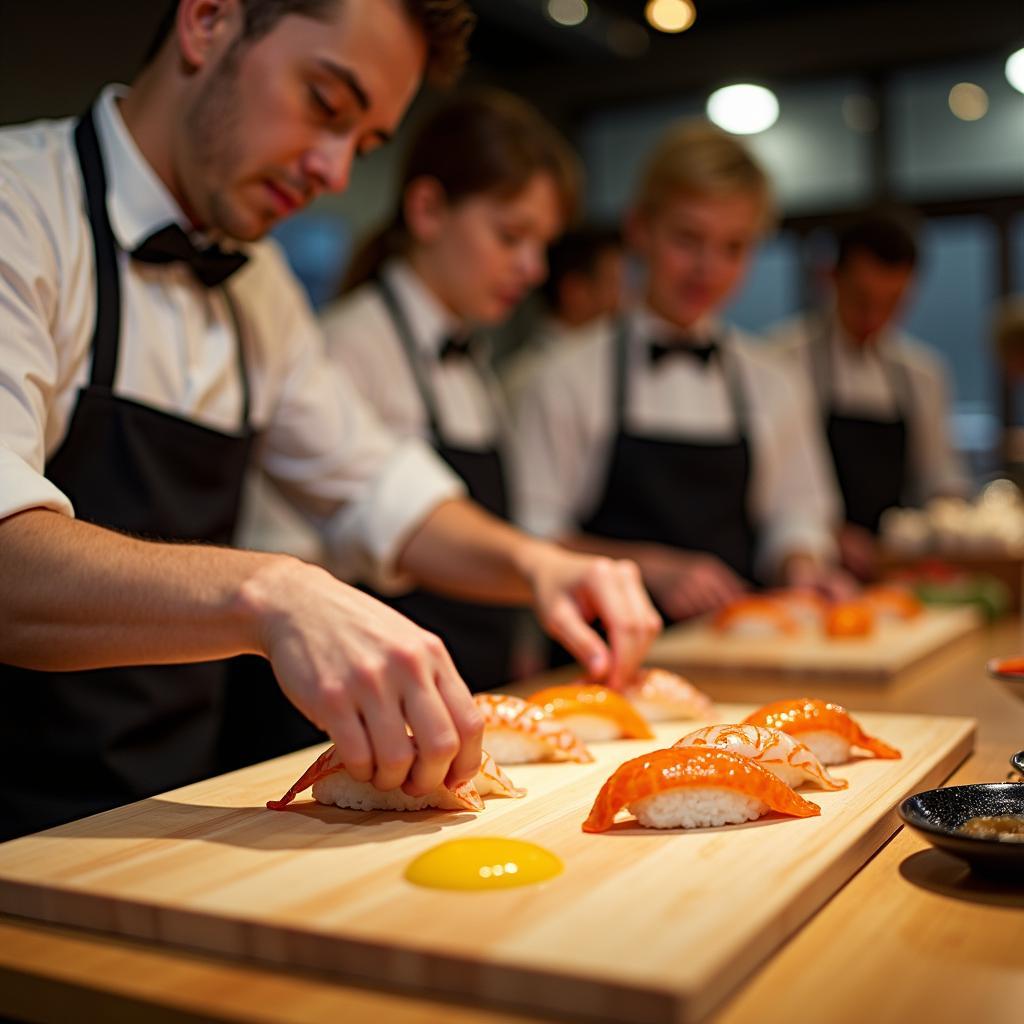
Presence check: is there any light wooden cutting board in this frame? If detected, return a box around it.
[650,606,980,679]
[0,705,974,1024]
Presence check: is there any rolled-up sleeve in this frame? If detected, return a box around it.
[252,258,464,591]
[0,182,74,522]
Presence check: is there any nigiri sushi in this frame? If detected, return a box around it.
[825,602,875,638]
[713,597,800,638]
[862,585,923,622]
[767,589,829,631]
[582,746,821,832]
[619,668,715,723]
[674,723,847,790]
[266,747,523,814]
[528,683,654,741]
[474,693,593,764]
[742,697,901,764]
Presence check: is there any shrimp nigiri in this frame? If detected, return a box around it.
[674,723,847,790]
[743,697,901,764]
[474,693,593,764]
[713,596,800,638]
[582,746,821,832]
[767,589,829,631]
[266,747,522,814]
[528,683,654,742]
[619,668,715,723]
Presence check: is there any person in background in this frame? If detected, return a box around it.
[0,0,659,840]
[312,88,577,692]
[513,120,848,639]
[500,225,625,411]
[768,210,969,580]
[991,295,1024,478]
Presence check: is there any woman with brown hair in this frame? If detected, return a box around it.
[319,88,580,690]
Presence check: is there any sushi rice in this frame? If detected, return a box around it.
[629,789,766,829]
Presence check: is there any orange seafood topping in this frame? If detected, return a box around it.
[674,723,848,790]
[528,683,654,739]
[265,745,484,812]
[992,657,1024,677]
[474,693,594,762]
[742,697,901,759]
[825,602,875,637]
[582,746,821,833]
[713,596,800,634]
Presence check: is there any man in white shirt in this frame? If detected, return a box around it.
[0,0,659,840]
[768,211,969,578]
[514,122,848,632]
[500,226,625,411]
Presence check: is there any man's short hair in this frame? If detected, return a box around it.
[143,0,473,87]
[835,209,920,270]
[540,226,622,309]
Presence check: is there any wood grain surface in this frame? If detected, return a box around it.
[649,606,980,679]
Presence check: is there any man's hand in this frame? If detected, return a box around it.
[636,546,748,622]
[519,547,662,689]
[837,522,879,583]
[782,551,859,601]
[242,559,484,797]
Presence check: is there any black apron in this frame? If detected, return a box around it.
[548,318,756,664]
[582,318,757,586]
[367,276,518,692]
[0,109,256,841]
[815,317,910,534]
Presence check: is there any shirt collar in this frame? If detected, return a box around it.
[382,258,464,357]
[631,305,719,348]
[828,305,896,356]
[92,84,199,252]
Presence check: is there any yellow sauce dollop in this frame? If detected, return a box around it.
[405,837,563,890]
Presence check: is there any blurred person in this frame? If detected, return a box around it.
[514,121,849,643]
[316,88,579,691]
[500,225,625,410]
[769,210,969,579]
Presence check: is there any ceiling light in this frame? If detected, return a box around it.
[707,84,779,135]
[1006,48,1024,94]
[546,0,589,28]
[948,82,989,121]
[645,0,696,34]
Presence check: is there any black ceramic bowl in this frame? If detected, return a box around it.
[899,783,1024,878]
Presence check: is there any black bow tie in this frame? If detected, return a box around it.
[439,334,475,362]
[131,224,249,288]
[648,337,718,367]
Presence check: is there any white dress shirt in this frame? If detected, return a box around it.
[512,307,840,579]
[767,311,970,506]
[319,259,507,449]
[0,86,463,588]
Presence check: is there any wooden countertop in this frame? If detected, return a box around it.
[3,619,1023,1024]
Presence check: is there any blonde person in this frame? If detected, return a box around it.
[514,120,849,636]
[317,89,581,690]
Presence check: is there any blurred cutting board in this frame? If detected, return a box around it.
[0,706,974,1024]
[650,606,981,679]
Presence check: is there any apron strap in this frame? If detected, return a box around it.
[73,109,121,390]
[73,105,251,432]
[613,315,750,438]
[815,312,910,423]
[376,273,505,448]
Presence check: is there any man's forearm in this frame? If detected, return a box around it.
[0,508,286,670]
[396,499,557,604]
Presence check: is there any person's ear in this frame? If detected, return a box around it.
[403,176,449,246]
[176,0,242,70]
